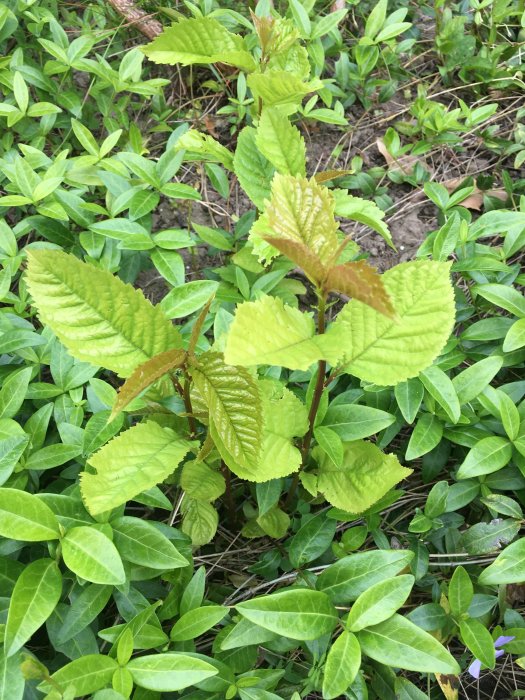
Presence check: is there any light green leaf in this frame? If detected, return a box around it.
[448,566,473,617]
[503,318,525,352]
[253,173,339,266]
[170,606,228,641]
[142,16,256,71]
[57,584,113,644]
[474,283,525,318]
[456,436,512,479]
[5,558,62,657]
[181,461,225,501]
[177,129,234,170]
[127,653,218,692]
[460,618,495,669]
[81,421,192,515]
[347,575,414,631]
[0,367,32,420]
[357,613,460,673]
[419,365,460,423]
[62,526,126,585]
[247,71,323,108]
[26,250,181,377]
[395,378,424,424]
[40,655,119,698]
[112,516,188,570]
[334,261,455,385]
[160,280,219,319]
[257,505,290,538]
[0,650,24,700]
[236,589,337,640]
[318,549,414,603]
[224,294,342,371]
[322,631,361,699]
[218,379,308,481]
[452,356,503,404]
[190,352,261,475]
[0,488,60,541]
[233,126,274,209]
[256,108,306,176]
[181,497,218,547]
[316,440,412,513]
[333,190,393,247]
[478,538,525,585]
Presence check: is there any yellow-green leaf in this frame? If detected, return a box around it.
[334,260,455,385]
[142,16,256,72]
[26,250,181,378]
[81,421,192,515]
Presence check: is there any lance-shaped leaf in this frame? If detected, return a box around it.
[176,129,234,171]
[334,260,455,385]
[315,439,412,513]
[255,174,339,265]
[190,352,261,476]
[142,16,256,72]
[233,127,274,210]
[255,107,306,176]
[111,348,187,419]
[224,294,343,370]
[26,250,181,377]
[324,260,394,317]
[333,190,394,248]
[220,379,308,481]
[80,421,193,515]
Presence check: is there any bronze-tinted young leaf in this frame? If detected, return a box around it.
[324,260,394,317]
[189,352,262,476]
[111,348,187,420]
[255,174,339,265]
[314,170,352,184]
[263,236,327,286]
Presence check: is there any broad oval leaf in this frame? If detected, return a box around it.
[236,589,338,640]
[318,549,414,603]
[347,575,414,631]
[459,618,495,669]
[334,260,455,385]
[0,488,60,541]
[112,516,189,570]
[126,652,218,692]
[478,538,525,585]
[26,250,181,377]
[61,526,126,585]
[233,126,274,209]
[357,613,460,673]
[170,605,228,642]
[456,436,512,479]
[39,654,118,698]
[322,631,361,699]
[81,421,192,515]
[322,404,395,441]
[5,558,62,657]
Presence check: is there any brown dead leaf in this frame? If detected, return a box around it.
[435,674,459,700]
[442,178,507,210]
[376,138,427,175]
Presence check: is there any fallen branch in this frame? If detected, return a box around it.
[107,0,163,39]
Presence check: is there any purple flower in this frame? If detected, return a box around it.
[468,635,515,679]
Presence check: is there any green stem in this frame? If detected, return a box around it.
[285,294,327,508]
